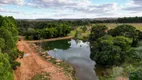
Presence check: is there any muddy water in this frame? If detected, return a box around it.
[42,39,98,80]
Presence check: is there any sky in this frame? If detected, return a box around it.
[0,0,142,19]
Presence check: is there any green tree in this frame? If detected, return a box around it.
[137,30,142,40]
[82,26,87,32]
[0,51,14,80]
[108,25,139,47]
[130,71,142,80]
[0,16,20,71]
[0,38,5,49]
[0,27,15,53]
[24,23,71,40]
[90,25,108,41]
[90,35,134,66]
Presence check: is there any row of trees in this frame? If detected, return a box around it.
[17,20,71,40]
[91,16,142,23]
[24,24,71,40]
[17,20,89,33]
[0,16,20,80]
[117,17,142,23]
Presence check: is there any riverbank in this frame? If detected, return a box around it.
[39,39,98,80]
[14,40,73,80]
[30,42,77,80]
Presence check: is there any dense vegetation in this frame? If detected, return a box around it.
[0,16,20,80]
[90,24,142,79]
[90,25,142,65]
[117,17,142,23]
[17,20,71,40]
[16,17,142,40]
[0,15,141,80]
[0,51,14,80]
[91,16,142,23]
[91,35,134,65]
[108,25,140,47]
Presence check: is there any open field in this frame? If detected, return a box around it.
[68,23,142,40]
[94,23,142,31]
[68,26,90,40]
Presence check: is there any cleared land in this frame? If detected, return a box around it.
[95,23,142,31]
[14,40,71,80]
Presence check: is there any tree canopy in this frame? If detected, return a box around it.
[0,15,20,80]
[108,25,138,40]
[17,20,71,40]
[0,51,14,80]
[108,25,139,47]
[90,35,133,65]
[91,16,142,23]
[89,25,108,41]
[90,24,141,66]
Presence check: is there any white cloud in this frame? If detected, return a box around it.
[0,8,21,13]
[133,0,142,5]
[27,0,120,16]
[124,0,142,12]
[1,0,141,19]
[0,0,24,5]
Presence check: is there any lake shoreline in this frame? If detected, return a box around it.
[30,42,77,80]
[43,39,98,80]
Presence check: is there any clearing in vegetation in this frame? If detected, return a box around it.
[14,39,71,80]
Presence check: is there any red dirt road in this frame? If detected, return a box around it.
[14,40,71,80]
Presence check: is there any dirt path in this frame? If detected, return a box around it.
[14,40,71,80]
[116,77,129,80]
[25,36,73,43]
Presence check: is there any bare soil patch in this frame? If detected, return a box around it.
[14,40,71,80]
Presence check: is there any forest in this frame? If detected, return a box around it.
[91,16,142,23]
[17,20,71,40]
[90,24,142,80]
[0,16,22,80]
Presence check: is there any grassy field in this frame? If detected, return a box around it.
[94,23,142,31]
[68,26,90,40]
[68,23,142,40]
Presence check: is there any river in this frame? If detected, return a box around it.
[41,39,98,80]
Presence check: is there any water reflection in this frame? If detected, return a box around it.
[43,39,71,50]
[46,39,98,80]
